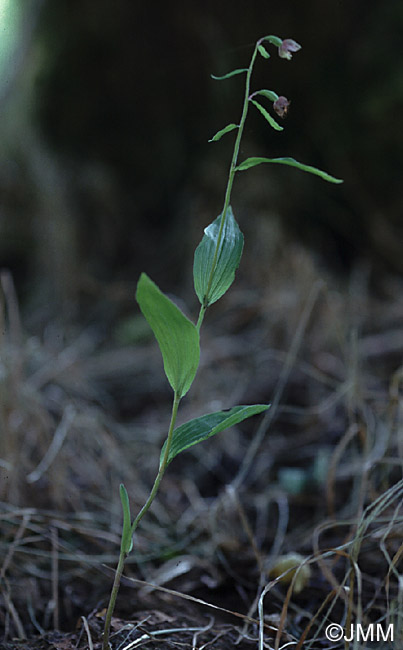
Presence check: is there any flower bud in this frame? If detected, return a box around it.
[278,39,301,60]
[273,96,290,118]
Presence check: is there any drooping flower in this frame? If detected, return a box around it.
[273,96,290,118]
[278,39,301,60]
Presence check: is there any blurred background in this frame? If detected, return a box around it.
[0,0,402,326]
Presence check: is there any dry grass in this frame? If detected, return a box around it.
[0,228,402,648]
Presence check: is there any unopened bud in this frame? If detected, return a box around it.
[273,96,290,118]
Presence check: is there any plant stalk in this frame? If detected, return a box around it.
[102,548,126,650]
[196,40,259,332]
[105,36,262,648]
[130,392,181,535]
[102,392,181,650]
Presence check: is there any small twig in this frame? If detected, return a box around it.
[122,625,207,650]
[226,485,263,573]
[191,616,214,650]
[51,527,59,630]
[326,423,360,516]
[81,616,94,650]
[198,628,231,650]
[105,570,279,636]
[232,280,325,489]
[0,587,26,639]
[1,512,30,580]
[238,493,289,643]
[26,405,76,483]
[115,616,151,650]
[258,580,279,650]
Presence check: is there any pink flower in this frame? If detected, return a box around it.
[273,96,290,118]
[278,39,301,60]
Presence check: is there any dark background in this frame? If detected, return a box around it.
[0,0,402,325]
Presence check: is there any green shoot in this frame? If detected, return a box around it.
[102,32,342,650]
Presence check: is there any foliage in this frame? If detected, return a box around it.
[102,33,342,650]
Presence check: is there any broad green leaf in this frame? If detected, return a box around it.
[250,99,283,131]
[119,484,133,554]
[253,89,279,102]
[193,206,244,307]
[257,44,270,59]
[136,273,200,397]
[209,123,239,143]
[236,156,344,183]
[262,35,283,48]
[211,68,248,81]
[160,404,270,466]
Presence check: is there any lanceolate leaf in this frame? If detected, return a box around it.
[136,274,200,398]
[211,68,248,81]
[252,89,279,102]
[209,123,239,143]
[119,484,133,554]
[160,404,270,466]
[236,156,344,183]
[193,206,244,307]
[250,99,283,131]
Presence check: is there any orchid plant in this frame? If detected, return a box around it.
[102,34,342,649]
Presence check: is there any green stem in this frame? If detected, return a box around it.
[104,36,264,648]
[130,392,181,535]
[102,392,181,650]
[196,40,259,332]
[102,548,126,650]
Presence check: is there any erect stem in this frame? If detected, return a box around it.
[130,392,181,535]
[102,547,126,650]
[196,40,260,332]
[102,392,181,650]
